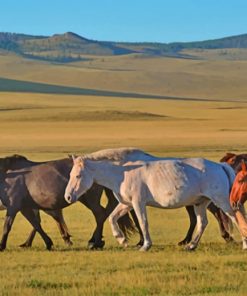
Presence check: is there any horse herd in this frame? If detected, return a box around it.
[0,148,247,252]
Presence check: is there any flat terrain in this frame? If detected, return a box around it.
[0,52,247,295]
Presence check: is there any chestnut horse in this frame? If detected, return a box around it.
[230,160,247,210]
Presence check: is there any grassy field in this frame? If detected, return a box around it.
[1,53,247,295]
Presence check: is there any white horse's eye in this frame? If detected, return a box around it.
[76,175,81,179]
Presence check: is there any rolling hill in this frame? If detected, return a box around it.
[1,31,247,62]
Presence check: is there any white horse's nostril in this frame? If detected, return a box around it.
[65,194,72,204]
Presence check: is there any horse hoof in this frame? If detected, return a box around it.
[88,240,105,250]
[178,239,190,246]
[46,241,54,251]
[19,243,31,248]
[184,244,197,251]
[122,241,128,248]
[0,245,5,252]
[139,245,151,252]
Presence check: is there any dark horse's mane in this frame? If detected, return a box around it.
[0,154,29,170]
[3,154,28,161]
[219,153,236,163]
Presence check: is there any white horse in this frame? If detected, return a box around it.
[64,151,247,251]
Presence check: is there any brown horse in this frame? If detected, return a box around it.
[0,155,135,251]
[229,160,247,209]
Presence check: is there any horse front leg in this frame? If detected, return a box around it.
[44,209,73,246]
[132,201,152,251]
[230,204,247,250]
[0,211,17,251]
[185,199,210,251]
[130,209,144,246]
[108,203,132,247]
[80,198,106,249]
[79,184,106,249]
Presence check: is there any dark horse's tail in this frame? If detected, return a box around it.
[104,188,137,239]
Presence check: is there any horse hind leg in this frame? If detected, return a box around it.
[185,199,210,251]
[178,206,197,246]
[207,203,234,243]
[21,208,53,250]
[19,209,40,248]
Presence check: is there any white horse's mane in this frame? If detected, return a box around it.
[83,147,150,162]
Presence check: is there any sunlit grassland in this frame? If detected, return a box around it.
[0,92,247,160]
[1,50,247,295]
[0,90,247,295]
[1,53,247,100]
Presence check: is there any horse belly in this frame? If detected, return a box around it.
[146,190,202,209]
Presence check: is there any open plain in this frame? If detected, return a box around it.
[0,51,247,295]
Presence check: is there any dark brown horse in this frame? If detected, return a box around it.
[0,155,135,251]
[220,152,247,172]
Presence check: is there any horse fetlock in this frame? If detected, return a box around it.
[65,239,73,246]
[19,242,32,248]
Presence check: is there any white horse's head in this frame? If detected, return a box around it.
[64,156,93,204]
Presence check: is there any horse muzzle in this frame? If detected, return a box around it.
[64,192,77,204]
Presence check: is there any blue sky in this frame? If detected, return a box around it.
[1,0,247,43]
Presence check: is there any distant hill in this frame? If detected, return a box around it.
[1,31,247,62]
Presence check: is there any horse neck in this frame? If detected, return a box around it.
[86,160,123,192]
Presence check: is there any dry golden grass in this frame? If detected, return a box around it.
[1,52,247,100]
[0,92,247,160]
